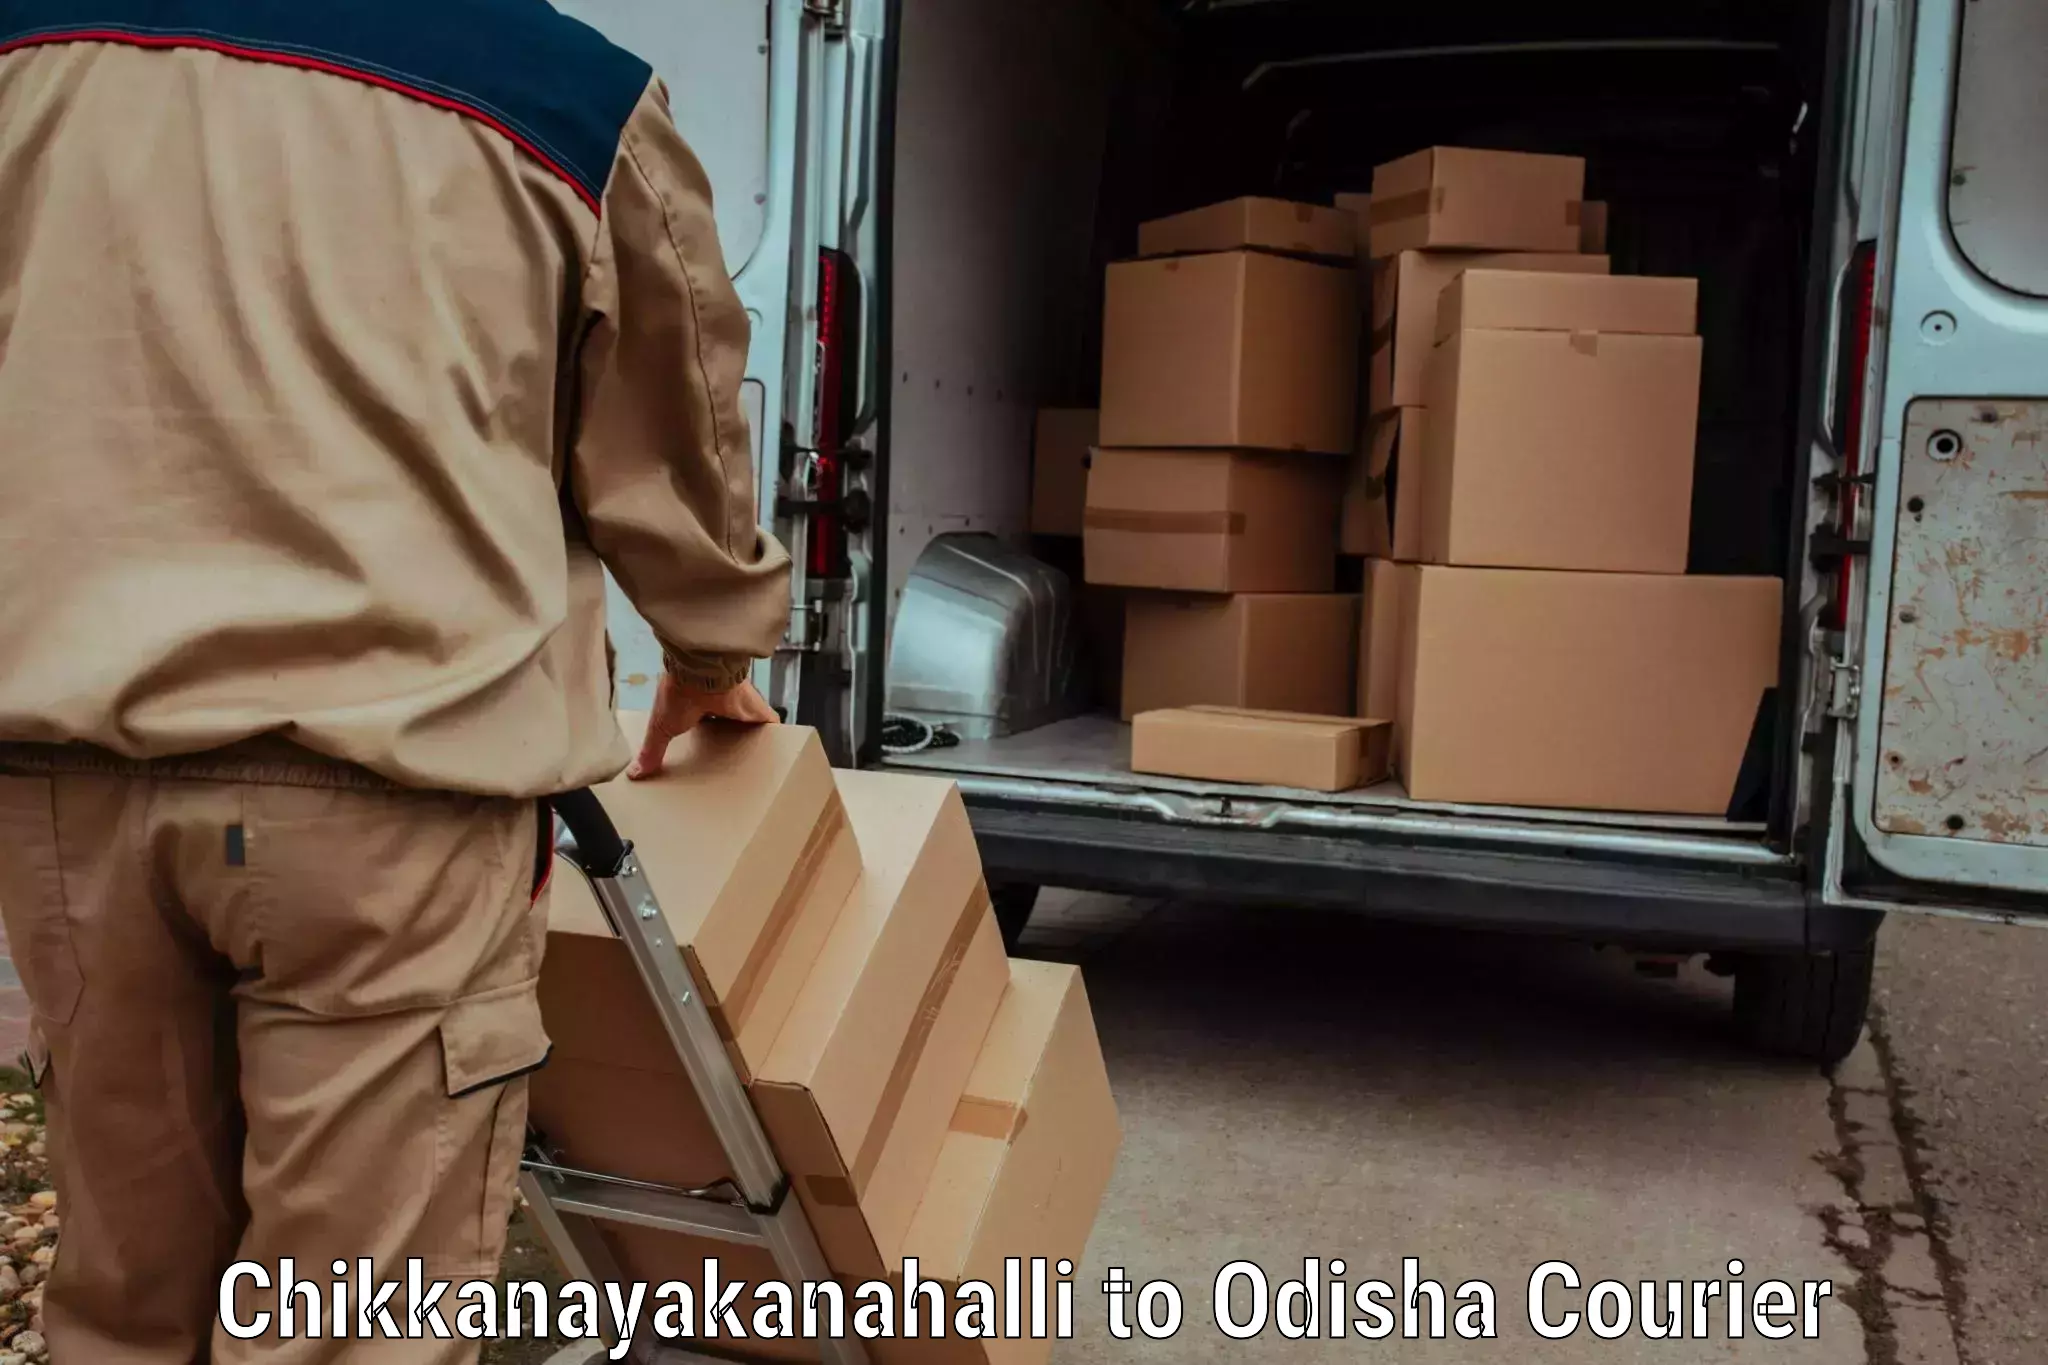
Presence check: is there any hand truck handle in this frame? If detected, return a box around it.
[548,789,633,879]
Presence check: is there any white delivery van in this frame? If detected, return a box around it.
[558,0,2048,1065]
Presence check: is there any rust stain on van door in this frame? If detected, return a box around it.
[1876,400,2048,845]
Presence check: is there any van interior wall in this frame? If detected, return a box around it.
[883,0,1834,604]
[882,0,1171,613]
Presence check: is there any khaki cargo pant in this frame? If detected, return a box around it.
[0,741,554,1364]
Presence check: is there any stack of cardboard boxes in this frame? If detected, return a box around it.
[1083,197,1364,721]
[1350,148,1781,816]
[1024,146,1779,817]
[533,717,1122,1363]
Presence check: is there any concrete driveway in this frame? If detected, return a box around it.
[1009,893,2044,1365]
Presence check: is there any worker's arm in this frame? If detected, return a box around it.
[569,79,793,707]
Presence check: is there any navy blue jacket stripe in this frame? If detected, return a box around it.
[0,0,652,211]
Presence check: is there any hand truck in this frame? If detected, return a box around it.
[520,789,870,1365]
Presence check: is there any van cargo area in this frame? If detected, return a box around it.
[867,0,1843,937]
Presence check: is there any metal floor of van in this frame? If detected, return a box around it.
[880,714,1764,838]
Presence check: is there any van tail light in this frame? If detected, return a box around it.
[1824,240,1878,631]
[808,247,864,579]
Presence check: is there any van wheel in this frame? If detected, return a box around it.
[1730,943,1876,1069]
[990,882,1040,953]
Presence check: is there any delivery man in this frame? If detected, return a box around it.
[0,2,789,1360]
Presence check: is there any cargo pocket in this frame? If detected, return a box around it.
[432,983,552,1273]
[0,778,82,1027]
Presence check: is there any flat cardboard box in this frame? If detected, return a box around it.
[1369,250,1609,415]
[1087,448,1339,593]
[1368,146,1586,258]
[588,959,1121,1365]
[1435,269,1697,341]
[1356,560,1416,765]
[1580,200,1609,253]
[1101,251,1358,454]
[1131,706,1391,792]
[1122,592,1358,721]
[1341,409,1428,560]
[1423,289,1703,574]
[756,769,1010,1280]
[1028,409,1098,537]
[1396,567,1781,814]
[1137,196,1357,262]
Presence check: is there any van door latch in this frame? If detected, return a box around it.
[1809,528,1873,568]
[1827,660,1862,720]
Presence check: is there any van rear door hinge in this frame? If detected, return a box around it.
[802,0,844,29]
[1827,660,1862,720]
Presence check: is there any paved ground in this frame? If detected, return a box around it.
[3,893,2040,1365]
[999,892,2041,1364]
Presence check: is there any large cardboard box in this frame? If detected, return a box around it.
[1028,409,1098,537]
[1423,271,1704,574]
[532,766,1014,1297]
[1132,706,1391,792]
[1137,196,1357,262]
[1396,567,1781,813]
[1341,409,1428,560]
[588,959,1122,1365]
[755,769,1010,1280]
[1122,592,1358,721]
[1368,146,1586,258]
[1368,249,1609,415]
[537,717,859,1082]
[1435,269,1696,340]
[1100,251,1358,454]
[1086,448,1338,593]
[530,721,861,1200]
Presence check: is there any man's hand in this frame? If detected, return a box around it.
[627,675,779,780]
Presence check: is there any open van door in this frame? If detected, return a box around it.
[552,0,882,746]
[1827,0,2048,922]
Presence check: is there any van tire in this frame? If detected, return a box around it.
[1731,944,1876,1069]
[991,882,1040,953]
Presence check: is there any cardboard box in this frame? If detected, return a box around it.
[1029,409,1098,537]
[756,769,1010,1280]
[1368,250,1609,415]
[1580,200,1609,254]
[1101,251,1358,454]
[537,717,859,1083]
[1356,557,1415,726]
[1131,706,1391,792]
[1137,196,1357,262]
[1368,146,1586,258]
[887,958,1120,1365]
[1341,409,1429,560]
[1086,448,1339,593]
[586,959,1121,1365]
[1423,271,1703,574]
[1396,567,1781,814]
[1435,269,1697,341]
[529,721,862,1201]
[1333,192,1372,260]
[1122,592,1358,721]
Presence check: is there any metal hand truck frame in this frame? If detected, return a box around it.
[521,789,870,1365]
